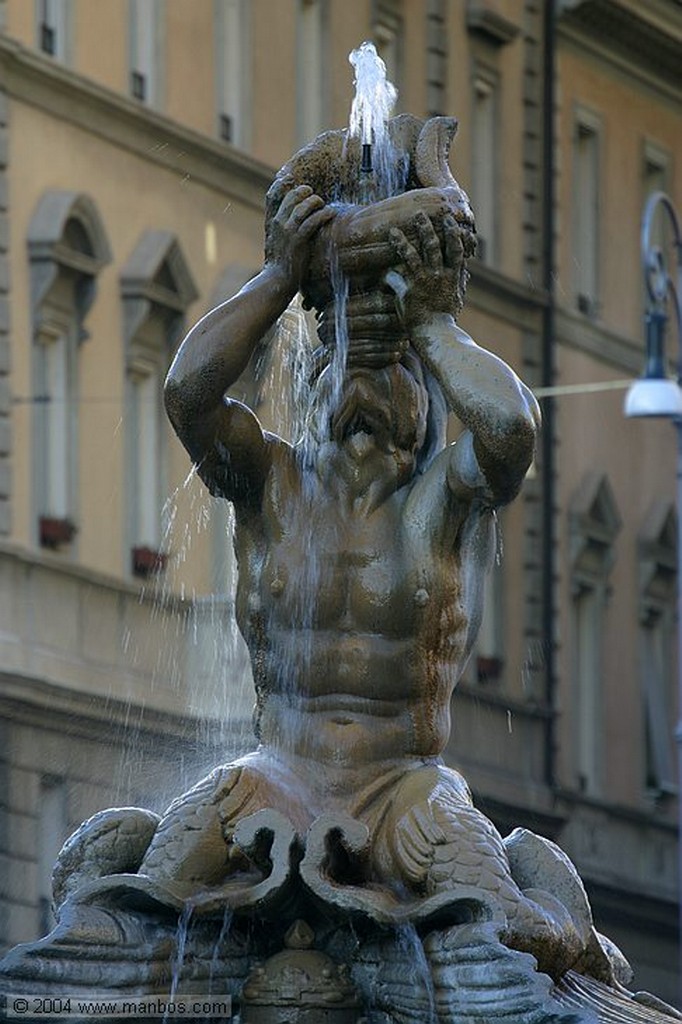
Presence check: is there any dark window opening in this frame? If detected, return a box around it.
[219,113,233,143]
[40,22,56,55]
[131,71,146,101]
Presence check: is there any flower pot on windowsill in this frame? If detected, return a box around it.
[476,655,504,684]
[132,545,168,578]
[39,515,78,549]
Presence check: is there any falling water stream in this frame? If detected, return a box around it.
[395,924,438,1024]
[167,902,194,1009]
[244,40,400,758]
[128,40,409,1006]
[209,908,234,993]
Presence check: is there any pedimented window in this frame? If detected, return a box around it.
[120,231,198,577]
[638,501,677,799]
[28,191,111,550]
[569,471,621,585]
[569,472,621,797]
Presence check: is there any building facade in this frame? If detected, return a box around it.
[0,0,680,1004]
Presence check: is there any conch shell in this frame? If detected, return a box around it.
[415,115,460,189]
[264,114,476,308]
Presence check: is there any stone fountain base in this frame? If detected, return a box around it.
[1,797,679,1024]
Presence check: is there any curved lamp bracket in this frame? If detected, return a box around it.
[642,190,682,322]
[625,192,682,419]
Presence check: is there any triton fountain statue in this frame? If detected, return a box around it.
[1,43,679,1024]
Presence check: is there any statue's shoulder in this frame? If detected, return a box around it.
[249,436,304,516]
[404,445,468,523]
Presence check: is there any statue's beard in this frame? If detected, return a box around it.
[331,377,393,451]
[328,366,428,456]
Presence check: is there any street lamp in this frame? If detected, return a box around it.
[624,190,682,992]
[625,192,682,417]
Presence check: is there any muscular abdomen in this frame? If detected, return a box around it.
[263,627,421,699]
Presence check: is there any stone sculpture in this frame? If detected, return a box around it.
[1,114,680,1024]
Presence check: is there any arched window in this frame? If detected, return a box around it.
[120,230,197,578]
[638,502,677,800]
[569,472,621,797]
[27,191,111,551]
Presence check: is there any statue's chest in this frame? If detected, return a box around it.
[260,502,432,632]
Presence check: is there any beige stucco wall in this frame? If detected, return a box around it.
[553,31,681,828]
[557,44,682,337]
[554,343,677,808]
[8,92,266,585]
[1,0,415,173]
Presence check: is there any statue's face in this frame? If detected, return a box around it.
[329,357,429,459]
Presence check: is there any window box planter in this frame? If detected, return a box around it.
[132,545,168,578]
[476,655,504,684]
[39,515,77,549]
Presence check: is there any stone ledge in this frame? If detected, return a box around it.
[0,544,253,724]
[467,259,547,331]
[0,34,275,212]
[559,0,682,102]
[555,305,643,374]
[556,790,678,907]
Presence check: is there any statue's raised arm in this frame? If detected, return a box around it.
[388,210,541,508]
[164,186,334,502]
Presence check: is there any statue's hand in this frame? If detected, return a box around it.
[386,211,464,326]
[329,187,469,275]
[266,184,335,291]
[317,289,408,368]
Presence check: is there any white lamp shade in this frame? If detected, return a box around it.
[624,377,682,418]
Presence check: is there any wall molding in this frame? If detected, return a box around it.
[0,35,275,212]
[559,1,682,107]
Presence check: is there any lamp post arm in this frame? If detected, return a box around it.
[642,190,682,304]
[641,192,682,377]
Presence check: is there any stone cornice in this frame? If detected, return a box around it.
[555,785,678,834]
[0,670,236,739]
[558,0,682,104]
[0,34,275,212]
[465,260,547,331]
[456,681,553,720]
[555,304,643,374]
[466,3,521,46]
[585,879,678,934]
[0,538,187,610]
